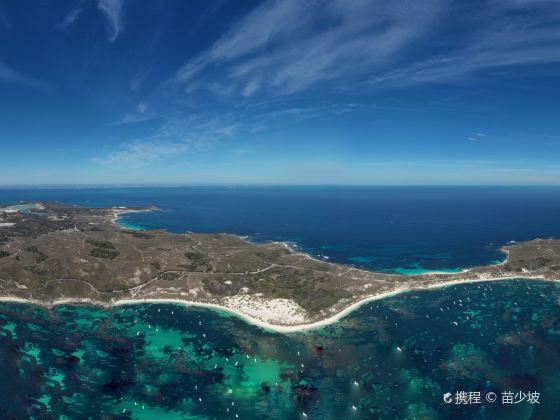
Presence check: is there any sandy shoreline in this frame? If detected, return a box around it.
[111,207,159,226]
[0,275,557,333]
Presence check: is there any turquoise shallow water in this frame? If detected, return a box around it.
[1,279,559,419]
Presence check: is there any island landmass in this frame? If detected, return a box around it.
[1,202,559,332]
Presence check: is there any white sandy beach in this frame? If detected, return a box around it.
[111,207,159,225]
[0,275,556,334]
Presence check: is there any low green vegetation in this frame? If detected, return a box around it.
[0,250,12,258]
[24,246,48,263]
[182,250,213,272]
[89,248,119,260]
[86,240,115,250]
[128,231,153,239]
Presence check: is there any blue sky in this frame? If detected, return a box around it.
[1,0,560,185]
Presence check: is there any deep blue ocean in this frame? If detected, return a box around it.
[2,186,560,273]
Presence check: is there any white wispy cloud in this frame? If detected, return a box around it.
[109,114,156,126]
[0,62,26,84]
[101,99,366,163]
[468,133,487,141]
[110,102,154,125]
[57,8,82,28]
[97,0,124,42]
[98,0,560,171]
[171,0,444,97]
[93,140,190,167]
[0,61,51,91]
[370,2,560,86]
[94,114,242,167]
[170,0,560,98]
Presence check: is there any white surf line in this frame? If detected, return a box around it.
[0,275,557,334]
[111,206,158,227]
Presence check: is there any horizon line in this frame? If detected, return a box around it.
[1,183,560,189]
